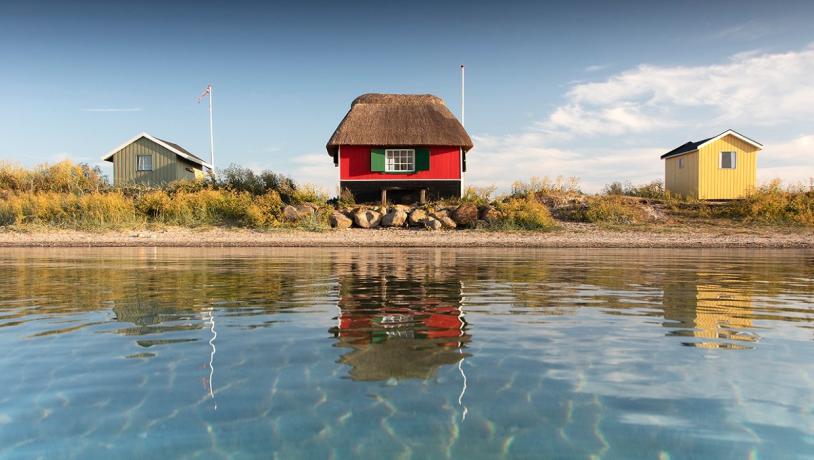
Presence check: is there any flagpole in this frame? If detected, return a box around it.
[208,84,215,174]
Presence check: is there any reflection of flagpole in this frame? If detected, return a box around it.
[457,281,468,422]
[206,306,218,410]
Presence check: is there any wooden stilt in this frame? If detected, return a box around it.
[381,189,387,207]
[419,189,427,204]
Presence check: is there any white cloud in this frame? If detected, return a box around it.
[82,108,142,112]
[468,46,814,193]
[584,64,608,72]
[545,45,814,137]
[286,153,337,193]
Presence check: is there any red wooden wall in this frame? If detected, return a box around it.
[339,146,461,180]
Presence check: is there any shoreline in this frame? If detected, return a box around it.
[1,224,811,248]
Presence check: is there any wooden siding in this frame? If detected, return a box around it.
[340,146,461,180]
[111,137,202,186]
[697,135,759,200]
[664,151,699,198]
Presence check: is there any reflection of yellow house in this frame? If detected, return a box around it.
[662,277,754,349]
[661,130,763,199]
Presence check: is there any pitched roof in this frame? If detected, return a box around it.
[326,93,473,155]
[661,129,763,159]
[101,132,212,169]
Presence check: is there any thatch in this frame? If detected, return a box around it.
[326,93,473,155]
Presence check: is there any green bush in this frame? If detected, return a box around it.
[462,185,495,207]
[728,181,814,225]
[495,196,557,230]
[582,196,650,224]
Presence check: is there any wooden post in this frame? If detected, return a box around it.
[419,189,427,204]
[381,188,387,207]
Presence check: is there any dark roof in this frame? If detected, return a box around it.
[660,137,714,159]
[155,137,206,163]
[326,93,473,155]
[660,129,763,159]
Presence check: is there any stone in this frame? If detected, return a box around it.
[452,203,478,228]
[430,209,449,220]
[381,209,408,227]
[408,208,428,227]
[479,206,502,223]
[283,205,299,222]
[439,216,457,229]
[330,211,352,229]
[353,209,381,228]
[424,217,443,230]
[295,204,315,218]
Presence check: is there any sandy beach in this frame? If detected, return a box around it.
[1,223,811,248]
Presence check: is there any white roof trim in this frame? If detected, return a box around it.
[698,129,763,150]
[101,132,213,169]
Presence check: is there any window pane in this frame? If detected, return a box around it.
[137,155,152,171]
[721,152,735,169]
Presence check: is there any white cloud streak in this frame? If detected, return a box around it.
[82,108,142,112]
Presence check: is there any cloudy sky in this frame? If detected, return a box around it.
[1,0,813,192]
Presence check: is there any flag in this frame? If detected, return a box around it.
[197,84,211,103]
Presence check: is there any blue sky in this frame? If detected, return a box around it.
[1,0,813,192]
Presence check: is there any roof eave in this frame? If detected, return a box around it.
[660,149,698,160]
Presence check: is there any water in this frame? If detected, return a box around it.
[1,248,813,459]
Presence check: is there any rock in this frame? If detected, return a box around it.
[439,216,457,229]
[452,203,478,228]
[424,217,443,230]
[430,209,449,220]
[295,204,315,218]
[330,211,352,229]
[381,208,408,227]
[479,206,502,223]
[283,205,299,222]
[353,209,381,228]
[393,204,412,213]
[408,208,428,227]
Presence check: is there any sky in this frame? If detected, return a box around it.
[1,0,813,193]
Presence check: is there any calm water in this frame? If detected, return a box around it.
[1,248,813,459]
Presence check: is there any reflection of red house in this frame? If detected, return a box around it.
[331,276,469,381]
[326,93,474,203]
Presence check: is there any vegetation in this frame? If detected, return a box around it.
[493,196,557,230]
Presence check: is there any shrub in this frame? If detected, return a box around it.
[290,184,329,206]
[217,164,297,202]
[603,180,665,199]
[583,195,650,225]
[337,187,356,209]
[511,176,581,198]
[0,191,139,229]
[495,196,557,230]
[728,180,814,225]
[0,161,108,194]
[462,185,496,207]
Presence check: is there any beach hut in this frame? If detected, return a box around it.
[661,129,763,199]
[102,132,212,186]
[327,93,473,204]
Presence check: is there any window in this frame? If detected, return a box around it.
[720,151,736,169]
[385,149,415,172]
[678,158,684,169]
[137,155,153,171]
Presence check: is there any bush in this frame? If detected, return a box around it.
[728,180,814,225]
[337,187,356,209]
[0,161,108,194]
[462,185,495,207]
[495,196,557,230]
[290,184,329,206]
[217,164,297,202]
[603,180,665,199]
[583,195,650,224]
[511,176,581,198]
[0,191,139,229]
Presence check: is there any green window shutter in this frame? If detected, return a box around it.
[415,148,430,171]
[370,148,385,172]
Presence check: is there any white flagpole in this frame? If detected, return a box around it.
[208,84,215,173]
[460,65,465,127]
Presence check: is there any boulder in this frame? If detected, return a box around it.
[381,208,408,227]
[430,209,450,220]
[330,211,352,229]
[424,217,443,230]
[439,216,457,229]
[282,205,299,222]
[353,209,381,228]
[479,206,502,223]
[452,203,478,228]
[295,204,315,218]
[408,208,428,227]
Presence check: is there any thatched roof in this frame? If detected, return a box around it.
[326,93,473,155]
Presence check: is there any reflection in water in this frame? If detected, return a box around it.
[0,248,813,459]
[330,265,469,381]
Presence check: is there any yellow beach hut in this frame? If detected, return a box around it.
[661,129,763,199]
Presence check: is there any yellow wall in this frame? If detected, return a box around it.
[665,151,699,197]
[664,134,759,200]
[697,135,759,200]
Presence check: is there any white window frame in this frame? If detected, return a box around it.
[719,151,736,169]
[678,157,684,169]
[137,155,153,172]
[385,149,415,173]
